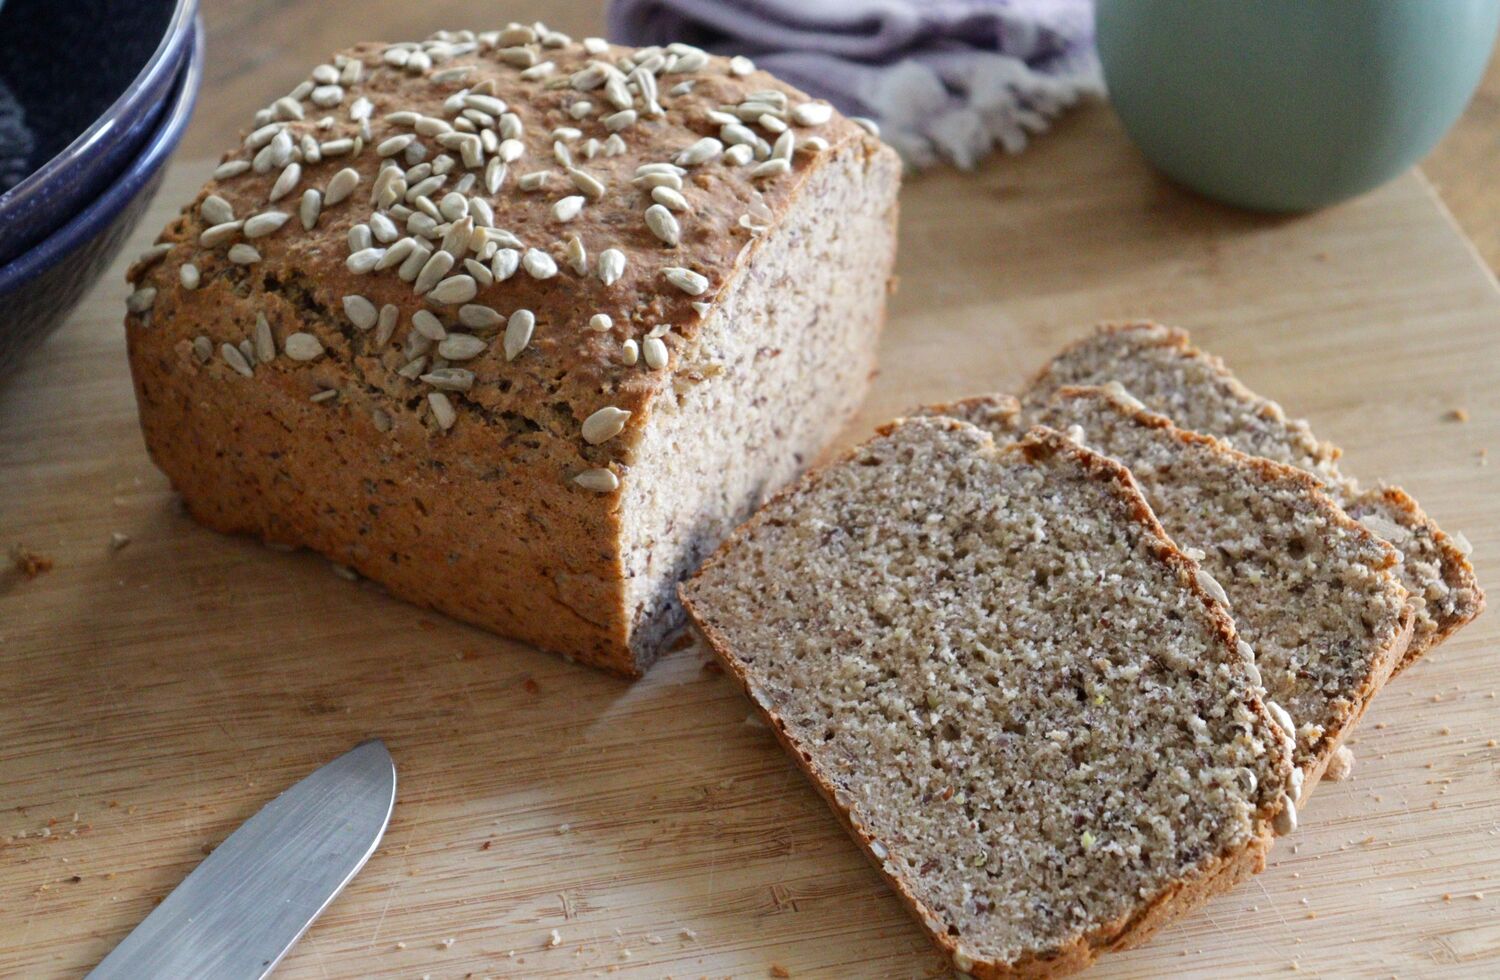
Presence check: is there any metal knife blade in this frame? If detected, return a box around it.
[87,739,397,980]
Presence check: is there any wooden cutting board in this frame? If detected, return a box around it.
[3,103,1497,979]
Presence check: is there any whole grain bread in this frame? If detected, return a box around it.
[122,26,901,674]
[1019,322,1482,670]
[681,417,1294,978]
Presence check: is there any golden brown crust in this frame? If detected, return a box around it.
[123,31,895,673]
[681,418,1292,978]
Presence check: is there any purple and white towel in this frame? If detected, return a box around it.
[607,0,1101,169]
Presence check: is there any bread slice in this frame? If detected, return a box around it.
[1019,322,1482,670]
[1029,386,1411,795]
[681,418,1295,978]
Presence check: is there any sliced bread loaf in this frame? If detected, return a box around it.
[1019,322,1482,669]
[681,418,1294,978]
[1029,386,1411,793]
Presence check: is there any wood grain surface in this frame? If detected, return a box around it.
[3,6,1500,979]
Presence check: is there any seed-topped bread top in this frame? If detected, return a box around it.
[683,418,1293,975]
[1019,322,1482,663]
[1030,386,1410,786]
[124,24,880,496]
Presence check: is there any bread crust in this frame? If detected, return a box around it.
[123,34,898,674]
[1021,321,1482,664]
[681,418,1293,978]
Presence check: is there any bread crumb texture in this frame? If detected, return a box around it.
[1021,322,1483,665]
[684,419,1291,973]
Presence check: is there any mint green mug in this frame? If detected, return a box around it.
[1097,0,1500,212]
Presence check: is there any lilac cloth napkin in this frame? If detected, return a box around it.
[607,0,1101,168]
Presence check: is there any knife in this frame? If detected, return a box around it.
[88,739,397,979]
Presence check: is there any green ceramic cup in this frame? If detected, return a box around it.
[1097,0,1500,212]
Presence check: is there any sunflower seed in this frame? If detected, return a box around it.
[1273,794,1298,836]
[588,313,612,332]
[641,336,669,370]
[620,338,639,365]
[729,55,755,76]
[645,204,680,246]
[663,267,708,295]
[422,366,476,391]
[173,263,199,292]
[322,167,360,207]
[428,275,478,305]
[437,334,487,360]
[367,211,399,243]
[750,158,791,180]
[221,343,254,377]
[675,137,723,166]
[269,129,295,167]
[199,221,245,247]
[772,130,795,161]
[378,134,417,157]
[268,163,301,203]
[492,248,520,281]
[192,335,214,362]
[345,247,385,273]
[126,287,157,313]
[376,237,417,270]
[254,313,276,361]
[342,295,378,330]
[459,304,503,330]
[582,406,631,445]
[136,242,173,266]
[412,310,447,341]
[603,133,627,156]
[518,171,549,191]
[850,116,881,137]
[201,194,235,225]
[597,248,626,286]
[504,309,535,360]
[414,250,456,294]
[633,171,682,190]
[792,102,833,126]
[553,195,585,222]
[228,243,263,265]
[244,211,291,238]
[650,186,689,211]
[214,159,252,180]
[348,224,373,252]
[759,113,788,134]
[522,248,557,279]
[428,392,457,430]
[276,332,322,362]
[1266,701,1296,740]
[574,468,619,493]
[398,243,432,282]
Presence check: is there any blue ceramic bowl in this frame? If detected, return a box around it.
[0,0,197,265]
[0,17,202,378]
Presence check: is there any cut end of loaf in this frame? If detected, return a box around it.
[683,417,1292,975]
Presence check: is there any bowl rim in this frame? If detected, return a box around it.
[0,15,203,293]
[0,0,199,214]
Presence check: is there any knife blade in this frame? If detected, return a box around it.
[88,739,397,980]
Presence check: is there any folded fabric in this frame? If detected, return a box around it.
[607,0,1101,169]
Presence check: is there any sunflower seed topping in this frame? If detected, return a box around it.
[428,391,457,430]
[243,211,291,238]
[324,167,361,206]
[650,186,689,211]
[422,366,476,390]
[283,332,325,361]
[553,195,585,222]
[299,189,323,230]
[343,295,378,330]
[254,313,276,361]
[178,264,200,290]
[663,267,708,295]
[201,195,235,225]
[598,248,626,285]
[414,250,456,294]
[642,204,682,247]
[620,338,639,365]
[345,247,385,273]
[581,406,631,445]
[574,468,619,493]
[228,243,263,265]
[729,55,755,76]
[504,309,535,360]
[675,137,723,166]
[192,335,213,362]
[522,248,557,279]
[428,275,478,305]
[792,102,833,126]
[126,287,158,313]
[221,343,254,377]
[199,221,245,247]
[642,335,668,369]
[214,159,252,180]
[589,313,613,332]
[412,309,448,341]
[437,334,487,360]
[269,162,301,202]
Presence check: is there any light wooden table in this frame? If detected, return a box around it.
[188,0,1500,276]
[4,4,1500,978]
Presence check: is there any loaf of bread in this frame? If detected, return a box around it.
[1021,322,1482,669]
[122,26,902,674]
[682,418,1295,978]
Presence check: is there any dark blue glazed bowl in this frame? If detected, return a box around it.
[0,0,197,266]
[0,16,202,378]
